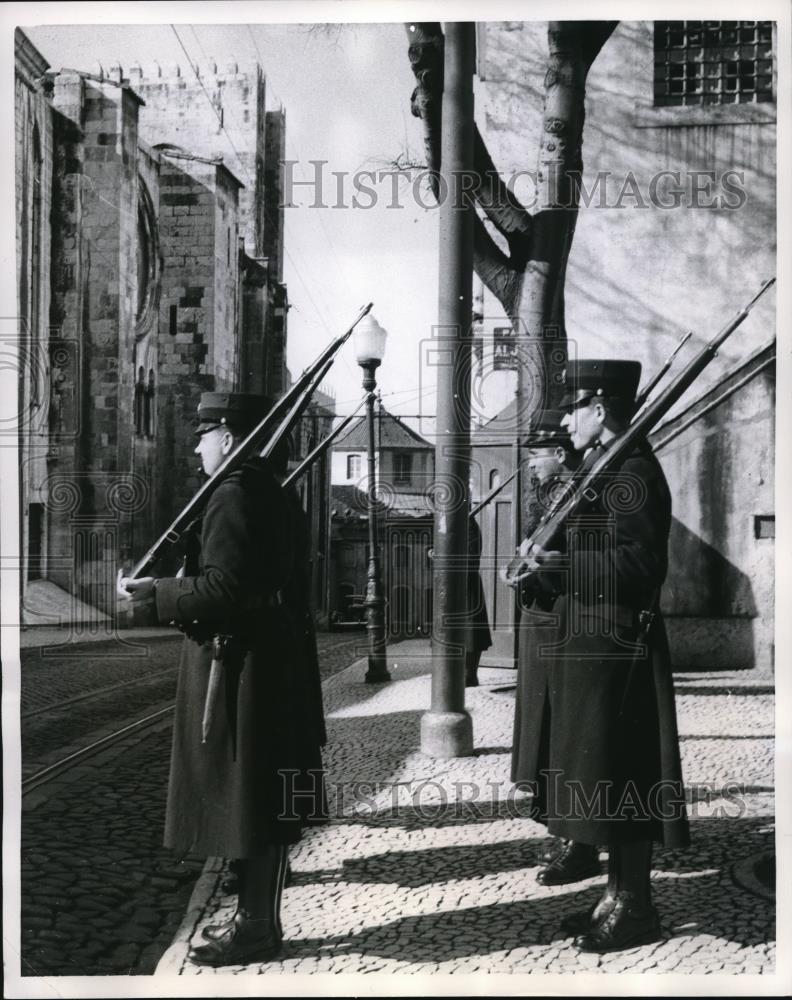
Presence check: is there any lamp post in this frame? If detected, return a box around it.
[353,313,390,683]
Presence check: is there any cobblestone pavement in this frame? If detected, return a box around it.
[161,641,778,981]
[18,629,368,977]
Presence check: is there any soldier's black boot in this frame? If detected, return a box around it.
[560,847,618,935]
[218,857,292,899]
[190,910,283,965]
[193,846,288,963]
[574,840,662,953]
[538,839,564,865]
[537,840,601,886]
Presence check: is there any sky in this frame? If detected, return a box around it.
[23,17,442,426]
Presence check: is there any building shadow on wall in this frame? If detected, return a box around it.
[663,517,758,672]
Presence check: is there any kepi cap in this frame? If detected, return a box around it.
[559,359,642,410]
[194,392,272,437]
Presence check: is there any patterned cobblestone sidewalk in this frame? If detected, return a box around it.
[157,640,778,985]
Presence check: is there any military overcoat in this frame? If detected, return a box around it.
[155,457,327,859]
[511,442,689,849]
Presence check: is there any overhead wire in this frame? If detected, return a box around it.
[242,24,365,387]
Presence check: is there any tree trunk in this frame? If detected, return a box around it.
[407,20,617,406]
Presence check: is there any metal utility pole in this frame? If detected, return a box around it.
[421,22,476,759]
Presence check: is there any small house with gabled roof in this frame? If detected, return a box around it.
[328,404,435,637]
[331,403,434,494]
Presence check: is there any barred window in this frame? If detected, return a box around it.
[654,21,774,107]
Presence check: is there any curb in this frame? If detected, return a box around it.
[154,651,371,975]
[155,858,224,975]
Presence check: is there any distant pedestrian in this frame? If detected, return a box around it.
[119,392,327,966]
[464,515,492,687]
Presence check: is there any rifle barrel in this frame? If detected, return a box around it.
[470,468,518,518]
[504,278,775,585]
[284,397,367,488]
[634,330,692,410]
[129,303,373,578]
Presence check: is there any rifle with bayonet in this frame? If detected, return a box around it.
[126,303,373,580]
[503,278,775,587]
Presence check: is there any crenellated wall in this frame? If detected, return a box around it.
[128,60,269,259]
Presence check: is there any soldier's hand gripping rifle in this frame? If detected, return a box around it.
[120,303,373,743]
[125,303,373,581]
[503,278,775,588]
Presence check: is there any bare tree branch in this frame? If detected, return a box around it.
[579,21,619,68]
[473,216,520,317]
[403,18,618,381]
[473,126,532,249]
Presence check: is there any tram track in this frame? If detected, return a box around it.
[18,630,368,975]
[21,704,176,795]
[21,666,179,720]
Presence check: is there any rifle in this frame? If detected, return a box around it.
[127,303,372,579]
[474,328,693,524]
[470,468,518,518]
[284,397,367,488]
[503,278,775,586]
[197,348,349,745]
[634,330,692,411]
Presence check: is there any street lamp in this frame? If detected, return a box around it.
[353,313,390,683]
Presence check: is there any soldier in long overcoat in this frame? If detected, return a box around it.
[512,361,689,954]
[120,392,326,966]
[511,409,600,885]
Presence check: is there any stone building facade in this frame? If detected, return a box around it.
[14,30,327,622]
[15,31,53,588]
[471,20,776,670]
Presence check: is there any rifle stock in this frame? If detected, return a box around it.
[504,278,775,586]
[128,303,373,579]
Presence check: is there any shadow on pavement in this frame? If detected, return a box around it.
[291,836,565,889]
[282,815,774,962]
[282,860,773,963]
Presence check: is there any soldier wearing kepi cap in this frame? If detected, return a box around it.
[119,391,327,966]
[512,409,600,884]
[515,362,689,953]
[558,359,642,411]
